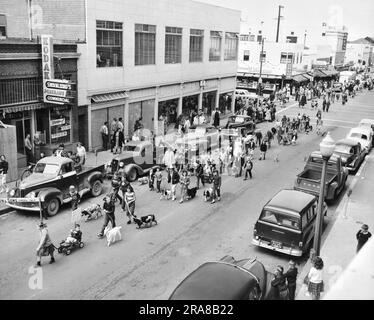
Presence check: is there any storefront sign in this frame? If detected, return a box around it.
[44,87,67,98]
[51,131,68,139]
[45,95,70,104]
[50,118,65,126]
[45,79,73,91]
[60,125,71,131]
[286,63,293,77]
[41,35,54,81]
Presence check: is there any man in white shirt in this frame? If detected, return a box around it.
[76,142,86,165]
[100,122,109,150]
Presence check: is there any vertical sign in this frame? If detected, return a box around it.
[41,35,54,103]
[286,63,293,77]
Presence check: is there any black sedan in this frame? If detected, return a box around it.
[169,256,277,300]
[225,115,256,136]
[333,138,366,173]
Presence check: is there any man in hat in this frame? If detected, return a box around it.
[285,260,298,300]
[35,222,55,266]
[356,224,372,252]
[97,195,116,237]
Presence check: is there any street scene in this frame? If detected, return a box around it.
[1,0,374,302]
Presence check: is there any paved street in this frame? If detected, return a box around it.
[1,89,373,300]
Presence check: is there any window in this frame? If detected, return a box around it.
[50,107,72,145]
[260,51,266,63]
[135,24,156,65]
[0,78,42,106]
[189,29,204,62]
[280,52,293,64]
[209,31,222,61]
[260,210,300,230]
[96,20,123,67]
[224,32,238,60]
[243,50,250,61]
[0,14,6,38]
[165,27,182,64]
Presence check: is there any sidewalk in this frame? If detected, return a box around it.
[296,153,374,300]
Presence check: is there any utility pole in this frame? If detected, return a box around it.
[275,5,284,43]
[257,38,265,108]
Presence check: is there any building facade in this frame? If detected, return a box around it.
[321,25,348,68]
[0,0,85,167]
[78,0,240,151]
[345,40,373,69]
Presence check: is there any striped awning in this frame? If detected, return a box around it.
[1,102,45,113]
[292,74,309,83]
[91,91,128,103]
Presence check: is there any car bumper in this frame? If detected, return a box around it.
[251,238,303,257]
[6,201,41,212]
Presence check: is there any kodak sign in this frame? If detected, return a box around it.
[41,35,55,103]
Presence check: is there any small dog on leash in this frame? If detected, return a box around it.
[103,225,122,247]
[133,214,158,229]
[203,188,214,202]
[187,187,197,200]
[81,204,103,221]
[160,188,172,200]
[138,177,149,185]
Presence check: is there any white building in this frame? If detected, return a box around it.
[321,25,348,67]
[345,39,373,69]
[78,0,240,150]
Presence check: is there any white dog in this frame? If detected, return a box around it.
[104,225,122,247]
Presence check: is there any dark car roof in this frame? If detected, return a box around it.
[265,189,316,216]
[335,139,359,147]
[169,262,257,300]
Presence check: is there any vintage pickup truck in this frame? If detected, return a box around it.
[106,140,166,181]
[294,151,348,201]
[7,156,105,216]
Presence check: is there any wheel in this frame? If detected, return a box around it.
[66,249,71,255]
[127,168,138,182]
[46,198,60,217]
[79,242,84,248]
[91,180,103,197]
[57,247,63,254]
[21,169,32,181]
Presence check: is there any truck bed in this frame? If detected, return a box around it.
[298,169,336,183]
[77,164,105,177]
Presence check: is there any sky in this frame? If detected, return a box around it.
[198,0,374,46]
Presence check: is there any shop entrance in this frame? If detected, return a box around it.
[158,98,178,129]
[202,91,216,117]
[182,95,198,116]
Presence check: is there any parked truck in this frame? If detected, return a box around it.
[294,151,348,201]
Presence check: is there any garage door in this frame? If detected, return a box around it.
[91,108,107,150]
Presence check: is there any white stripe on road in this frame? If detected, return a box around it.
[275,102,298,115]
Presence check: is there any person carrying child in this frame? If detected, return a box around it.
[155,167,163,193]
[97,196,116,237]
[124,186,136,224]
[35,222,55,267]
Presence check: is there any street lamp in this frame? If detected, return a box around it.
[313,132,336,258]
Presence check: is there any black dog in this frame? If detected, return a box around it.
[187,187,197,200]
[133,214,158,229]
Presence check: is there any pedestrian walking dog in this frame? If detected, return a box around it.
[133,214,158,229]
[81,204,103,221]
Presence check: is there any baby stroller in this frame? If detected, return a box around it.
[57,224,84,255]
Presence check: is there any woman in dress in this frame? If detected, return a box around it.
[306,256,324,300]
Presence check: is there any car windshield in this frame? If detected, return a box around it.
[123,145,139,152]
[260,210,300,230]
[350,133,367,140]
[234,117,245,124]
[334,145,353,154]
[34,163,60,175]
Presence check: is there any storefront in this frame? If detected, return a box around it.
[218,92,233,114]
[128,99,154,136]
[158,98,178,127]
[182,95,199,115]
[202,91,216,117]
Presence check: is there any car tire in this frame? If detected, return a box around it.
[127,168,138,182]
[46,198,60,217]
[91,180,103,197]
[79,242,84,248]
[66,249,71,256]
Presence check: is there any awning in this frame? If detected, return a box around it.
[1,102,45,113]
[314,69,327,77]
[292,74,309,83]
[323,69,339,77]
[91,91,129,103]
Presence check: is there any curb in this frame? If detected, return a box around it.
[0,206,13,216]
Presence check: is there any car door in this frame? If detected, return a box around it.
[59,162,78,200]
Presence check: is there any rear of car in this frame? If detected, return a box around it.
[252,190,317,257]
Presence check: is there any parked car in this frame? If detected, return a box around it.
[106,141,166,181]
[175,124,220,155]
[169,255,277,300]
[252,189,327,257]
[294,151,348,201]
[346,127,373,153]
[7,157,105,216]
[333,139,366,173]
[358,119,374,147]
[225,115,256,136]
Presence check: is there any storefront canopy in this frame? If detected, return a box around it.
[1,102,44,113]
[292,74,310,83]
[91,91,129,103]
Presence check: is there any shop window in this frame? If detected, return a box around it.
[96,20,123,67]
[50,107,72,145]
[0,14,6,38]
[165,26,182,64]
[280,52,293,64]
[224,32,238,61]
[189,29,204,62]
[0,78,42,106]
[209,31,222,61]
[135,24,156,65]
[243,50,250,61]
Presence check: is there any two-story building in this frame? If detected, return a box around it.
[78,0,240,151]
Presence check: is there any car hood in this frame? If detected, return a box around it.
[113,152,136,161]
[19,173,57,189]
